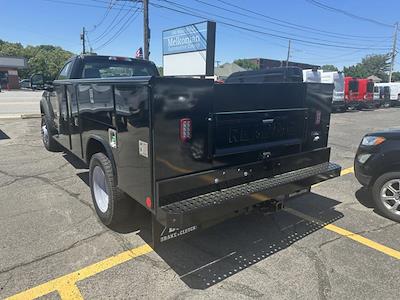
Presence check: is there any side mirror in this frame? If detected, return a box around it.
[44,81,54,92]
[30,74,44,89]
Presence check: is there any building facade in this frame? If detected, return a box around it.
[0,56,27,89]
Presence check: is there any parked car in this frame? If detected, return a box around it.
[355,129,400,222]
[38,55,341,246]
[19,79,31,89]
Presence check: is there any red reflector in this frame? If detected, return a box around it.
[179,118,192,142]
[145,197,152,208]
[315,110,321,125]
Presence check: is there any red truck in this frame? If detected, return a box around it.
[358,78,374,108]
[345,77,374,109]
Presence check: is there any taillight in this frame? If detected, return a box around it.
[315,110,321,125]
[145,197,152,208]
[179,118,192,142]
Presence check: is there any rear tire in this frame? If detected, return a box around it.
[372,172,400,223]
[89,152,128,228]
[41,115,60,152]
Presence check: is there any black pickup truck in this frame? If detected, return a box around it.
[38,55,341,246]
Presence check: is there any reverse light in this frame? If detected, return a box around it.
[361,136,386,146]
[179,118,192,142]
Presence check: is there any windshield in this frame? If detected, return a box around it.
[82,59,158,78]
[349,80,358,92]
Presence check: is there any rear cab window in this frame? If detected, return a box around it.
[81,56,159,79]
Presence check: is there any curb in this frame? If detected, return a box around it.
[21,114,41,119]
[0,114,41,120]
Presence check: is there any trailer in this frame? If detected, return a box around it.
[38,55,341,247]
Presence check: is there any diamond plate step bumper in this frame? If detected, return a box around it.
[158,162,341,228]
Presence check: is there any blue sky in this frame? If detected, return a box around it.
[1,0,399,70]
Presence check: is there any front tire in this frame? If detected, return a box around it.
[372,172,400,222]
[41,115,60,152]
[89,152,127,227]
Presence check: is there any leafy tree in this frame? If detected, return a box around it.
[391,71,400,82]
[157,66,163,76]
[343,54,390,82]
[321,64,338,72]
[0,39,74,80]
[233,59,259,70]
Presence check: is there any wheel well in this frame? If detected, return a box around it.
[86,139,107,165]
[371,165,400,186]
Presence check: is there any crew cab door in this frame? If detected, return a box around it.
[50,61,73,149]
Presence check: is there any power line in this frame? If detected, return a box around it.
[87,1,115,33]
[92,1,130,43]
[94,7,141,50]
[160,0,390,48]
[305,0,393,28]
[215,0,391,40]
[152,1,390,50]
[39,0,130,10]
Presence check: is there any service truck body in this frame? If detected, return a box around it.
[39,55,341,246]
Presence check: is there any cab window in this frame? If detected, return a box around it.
[58,61,72,80]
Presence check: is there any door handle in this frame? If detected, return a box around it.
[262,119,274,124]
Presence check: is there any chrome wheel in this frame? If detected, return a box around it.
[93,166,109,213]
[380,179,400,215]
[41,117,49,146]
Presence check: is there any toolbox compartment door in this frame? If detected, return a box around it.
[212,109,307,157]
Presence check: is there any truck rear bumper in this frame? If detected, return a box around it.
[157,162,341,228]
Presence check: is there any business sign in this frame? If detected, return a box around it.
[163,21,216,76]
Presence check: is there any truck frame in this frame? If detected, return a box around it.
[39,55,341,247]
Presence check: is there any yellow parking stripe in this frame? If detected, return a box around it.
[286,208,400,260]
[7,165,399,300]
[340,167,354,176]
[5,244,152,300]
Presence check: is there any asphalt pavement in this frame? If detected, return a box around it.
[0,108,399,299]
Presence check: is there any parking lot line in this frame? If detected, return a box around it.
[5,244,152,300]
[7,165,398,300]
[286,208,400,260]
[340,167,354,176]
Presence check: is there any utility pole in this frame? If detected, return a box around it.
[286,40,291,67]
[81,27,86,54]
[117,0,150,60]
[389,22,398,82]
[143,0,150,60]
